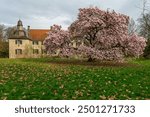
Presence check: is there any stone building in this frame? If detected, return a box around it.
[9,20,49,58]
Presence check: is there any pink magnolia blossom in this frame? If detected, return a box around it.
[45,7,147,61]
[44,25,73,57]
[69,7,147,61]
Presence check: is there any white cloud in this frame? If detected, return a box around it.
[26,15,71,29]
[0,0,145,29]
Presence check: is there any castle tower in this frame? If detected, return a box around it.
[8,20,29,58]
[10,19,27,38]
[17,19,23,30]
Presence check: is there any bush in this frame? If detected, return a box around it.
[0,41,9,58]
[143,39,150,59]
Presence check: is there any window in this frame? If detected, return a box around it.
[15,40,22,45]
[32,41,39,45]
[33,49,39,54]
[42,49,46,54]
[15,49,22,55]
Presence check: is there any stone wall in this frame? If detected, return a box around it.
[9,39,45,58]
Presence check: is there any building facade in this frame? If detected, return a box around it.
[9,20,49,58]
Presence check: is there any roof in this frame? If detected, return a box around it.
[9,29,28,39]
[29,29,50,41]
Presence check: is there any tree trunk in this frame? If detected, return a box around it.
[87,57,95,62]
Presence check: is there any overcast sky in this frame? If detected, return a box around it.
[0,0,147,29]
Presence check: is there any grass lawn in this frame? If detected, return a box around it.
[0,58,149,100]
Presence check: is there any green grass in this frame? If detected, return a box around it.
[0,58,149,100]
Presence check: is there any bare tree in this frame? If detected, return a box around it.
[138,0,150,58]
[128,18,137,35]
[0,24,5,41]
[4,26,16,39]
[138,0,150,39]
[0,24,9,57]
[138,13,150,39]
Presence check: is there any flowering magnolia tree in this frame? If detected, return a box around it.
[45,7,147,61]
[69,7,147,61]
[44,25,73,57]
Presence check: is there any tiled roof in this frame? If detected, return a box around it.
[29,29,50,41]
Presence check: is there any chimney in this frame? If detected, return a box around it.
[28,26,30,31]
[27,26,30,37]
[50,26,52,30]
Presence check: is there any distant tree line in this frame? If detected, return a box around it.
[138,0,150,58]
[0,24,16,58]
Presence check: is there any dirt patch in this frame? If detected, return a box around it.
[48,60,140,68]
